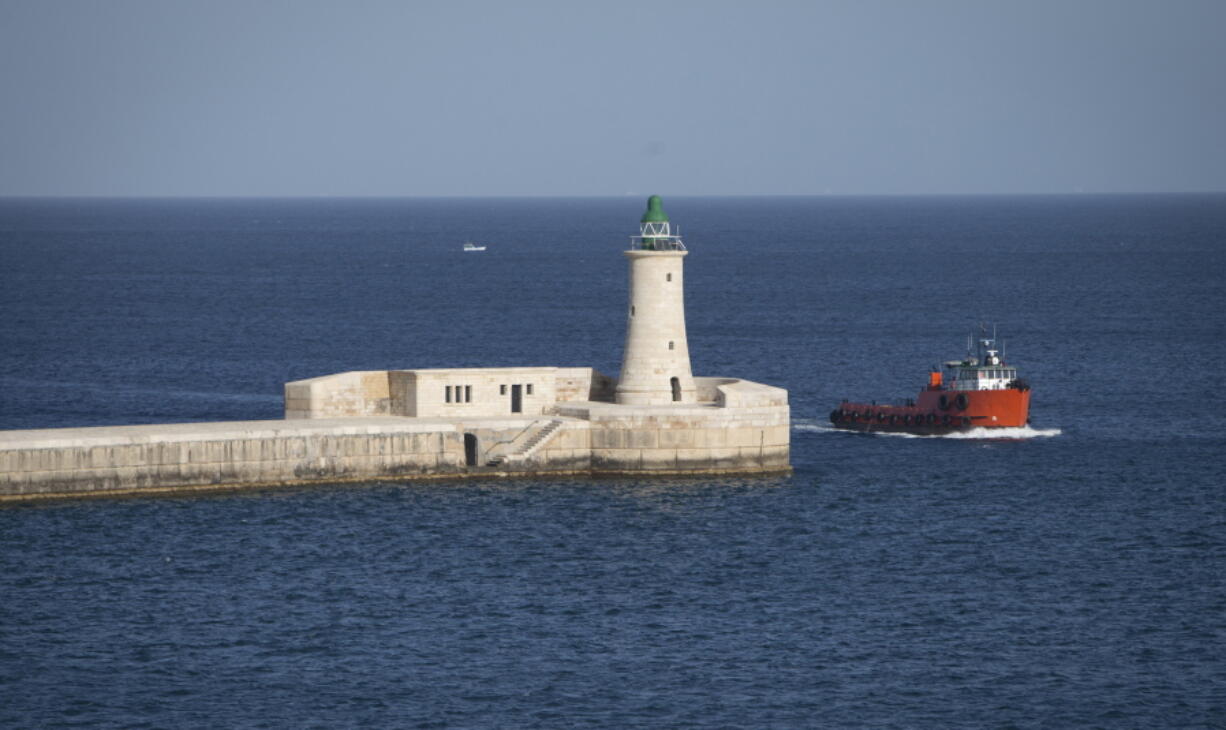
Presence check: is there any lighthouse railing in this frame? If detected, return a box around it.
[629,235,686,251]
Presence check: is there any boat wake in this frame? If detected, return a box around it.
[793,420,1061,440]
[882,425,1061,440]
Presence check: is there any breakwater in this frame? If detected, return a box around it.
[0,378,789,502]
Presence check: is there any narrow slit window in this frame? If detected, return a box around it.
[465,385,472,402]
[526,384,533,395]
[668,341,674,350]
[630,306,635,317]
[666,273,672,282]
[445,385,452,403]
[500,384,507,395]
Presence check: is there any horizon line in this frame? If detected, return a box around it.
[2,190,1224,200]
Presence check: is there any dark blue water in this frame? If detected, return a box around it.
[2,196,1224,727]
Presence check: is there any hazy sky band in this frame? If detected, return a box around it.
[1,0,1223,196]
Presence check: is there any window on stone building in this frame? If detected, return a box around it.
[465,385,472,402]
[445,385,452,403]
[526,384,533,395]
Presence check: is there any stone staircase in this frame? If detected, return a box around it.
[486,419,564,468]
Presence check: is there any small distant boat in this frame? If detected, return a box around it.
[463,242,486,252]
[829,326,1032,434]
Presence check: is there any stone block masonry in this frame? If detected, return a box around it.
[557,381,789,475]
[0,417,593,501]
[287,367,588,419]
[1,419,453,500]
[0,376,788,502]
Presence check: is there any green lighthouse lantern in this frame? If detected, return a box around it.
[641,195,668,223]
[632,195,685,251]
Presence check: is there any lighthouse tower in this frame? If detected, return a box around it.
[615,196,696,405]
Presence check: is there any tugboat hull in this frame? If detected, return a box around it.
[830,387,1030,434]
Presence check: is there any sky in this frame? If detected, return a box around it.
[1,0,1224,196]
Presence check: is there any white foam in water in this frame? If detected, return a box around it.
[792,420,841,433]
[793,420,1061,439]
[883,425,1062,439]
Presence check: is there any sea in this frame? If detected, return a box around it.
[1,195,1224,728]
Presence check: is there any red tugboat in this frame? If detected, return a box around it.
[830,328,1031,435]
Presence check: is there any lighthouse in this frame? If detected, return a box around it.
[615,195,697,405]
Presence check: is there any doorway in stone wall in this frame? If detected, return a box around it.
[510,384,522,413]
[464,433,478,467]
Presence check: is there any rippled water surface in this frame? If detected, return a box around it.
[2,196,1224,727]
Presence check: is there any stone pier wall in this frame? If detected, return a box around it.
[0,418,596,502]
[1,378,789,502]
[0,419,453,500]
[557,379,790,474]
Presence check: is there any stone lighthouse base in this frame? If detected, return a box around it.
[553,379,789,474]
[0,369,789,501]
